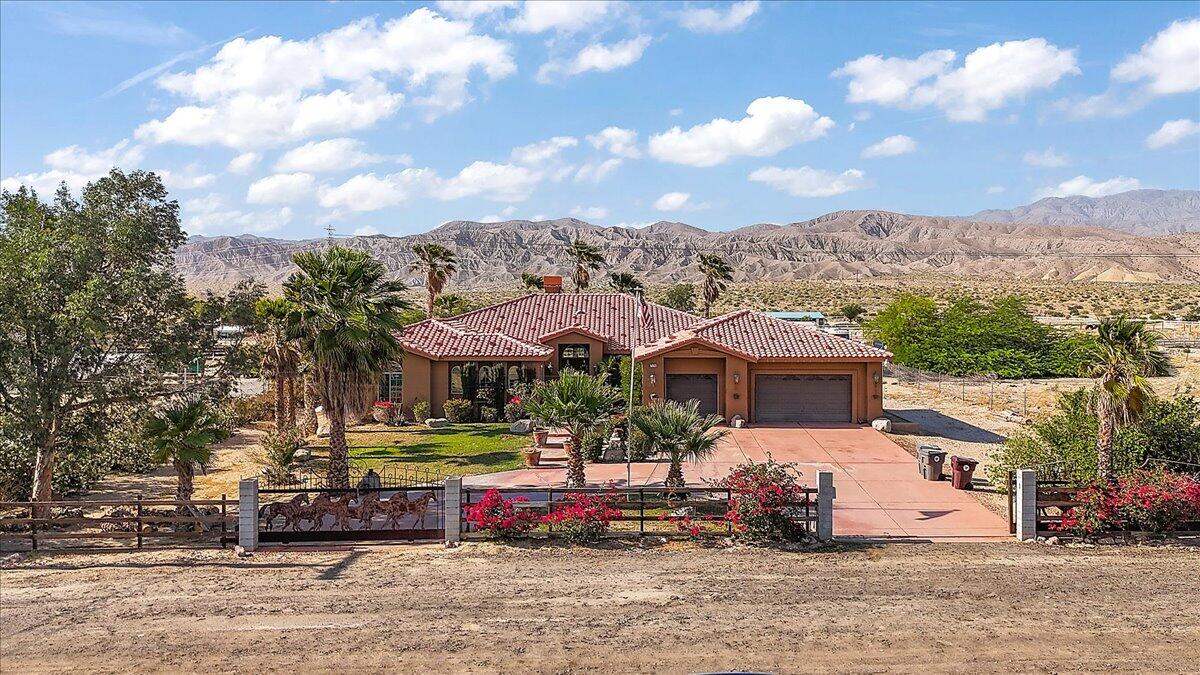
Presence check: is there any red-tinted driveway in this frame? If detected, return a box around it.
[465,425,1010,540]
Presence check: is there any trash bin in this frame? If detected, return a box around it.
[950,455,978,489]
[917,444,946,481]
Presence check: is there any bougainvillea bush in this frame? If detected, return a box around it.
[1053,469,1200,536]
[463,488,541,538]
[719,459,810,544]
[543,492,624,543]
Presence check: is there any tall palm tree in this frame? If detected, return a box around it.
[698,254,734,318]
[566,238,605,293]
[520,272,544,292]
[145,397,225,503]
[1081,316,1171,481]
[608,272,644,295]
[284,247,411,488]
[255,297,300,430]
[632,399,728,488]
[410,243,457,317]
[524,372,621,487]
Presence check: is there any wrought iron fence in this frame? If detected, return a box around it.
[258,463,446,492]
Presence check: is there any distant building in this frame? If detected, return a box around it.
[765,311,827,328]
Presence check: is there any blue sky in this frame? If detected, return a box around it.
[1,1,1197,239]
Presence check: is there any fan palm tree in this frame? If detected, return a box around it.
[284,247,412,488]
[524,371,621,487]
[698,254,734,318]
[145,397,225,503]
[1081,316,1171,481]
[410,243,457,317]
[566,239,605,292]
[632,399,728,488]
[255,297,300,430]
[608,272,644,295]
[520,272,544,292]
[433,293,473,317]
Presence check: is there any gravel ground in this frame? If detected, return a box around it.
[3,541,1198,673]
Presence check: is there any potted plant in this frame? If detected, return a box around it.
[372,400,396,424]
[533,427,550,447]
[521,446,542,467]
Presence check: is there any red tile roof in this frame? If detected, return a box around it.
[637,310,892,361]
[400,320,553,360]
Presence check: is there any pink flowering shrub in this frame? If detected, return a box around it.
[659,512,718,538]
[1053,469,1200,536]
[463,488,540,538]
[719,459,810,543]
[544,492,624,543]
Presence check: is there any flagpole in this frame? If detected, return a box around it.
[626,296,638,488]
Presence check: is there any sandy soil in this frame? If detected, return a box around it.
[2,541,1198,674]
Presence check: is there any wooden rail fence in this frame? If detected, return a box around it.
[0,497,236,551]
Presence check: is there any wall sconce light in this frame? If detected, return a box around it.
[733,371,741,385]
[649,373,657,385]
[873,372,881,384]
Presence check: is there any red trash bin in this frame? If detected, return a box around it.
[950,456,978,490]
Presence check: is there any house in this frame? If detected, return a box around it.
[395,291,890,424]
[765,311,827,328]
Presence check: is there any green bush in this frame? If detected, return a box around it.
[411,400,430,423]
[0,412,110,500]
[479,406,498,423]
[504,402,524,423]
[443,398,474,423]
[254,428,304,483]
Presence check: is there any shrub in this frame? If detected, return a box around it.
[372,400,398,424]
[411,400,430,423]
[719,459,810,544]
[255,428,304,483]
[543,492,623,543]
[443,398,474,423]
[479,406,498,423]
[504,401,525,423]
[463,488,541,538]
[1053,469,1200,536]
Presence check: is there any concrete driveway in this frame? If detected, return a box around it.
[465,425,1010,540]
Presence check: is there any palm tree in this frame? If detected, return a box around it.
[1081,316,1171,481]
[410,243,457,317]
[632,399,728,488]
[284,247,412,488]
[566,238,605,292]
[608,272,644,295]
[524,371,621,487]
[698,254,734,318]
[145,397,225,503]
[432,293,472,317]
[256,297,300,430]
[520,272,544,292]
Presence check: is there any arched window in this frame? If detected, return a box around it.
[508,365,521,392]
[450,366,463,397]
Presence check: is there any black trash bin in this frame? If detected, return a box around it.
[950,455,978,489]
[917,444,946,481]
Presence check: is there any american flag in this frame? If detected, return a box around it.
[636,293,653,329]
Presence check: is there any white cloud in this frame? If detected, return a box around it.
[139,10,516,148]
[748,166,867,198]
[653,192,694,211]
[157,164,218,190]
[352,225,382,236]
[480,205,519,222]
[227,152,260,174]
[678,0,759,33]
[507,0,615,33]
[833,38,1079,121]
[247,172,316,204]
[986,185,1007,194]
[511,136,578,165]
[435,1,517,20]
[574,158,623,183]
[861,134,917,158]
[648,96,834,167]
[537,35,651,83]
[318,170,434,212]
[432,161,540,202]
[586,126,641,158]
[853,110,872,122]
[570,205,609,220]
[611,220,654,229]
[275,138,397,172]
[1112,19,1200,95]
[1022,147,1070,167]
[1034,175,1142,200]
[182,194,293,234]
[2,139,144,193]
[1146,118,1200,149]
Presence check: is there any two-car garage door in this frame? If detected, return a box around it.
[754,374,852,423]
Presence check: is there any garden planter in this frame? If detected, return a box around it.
[522,449,542,467]
[533,429,549,447]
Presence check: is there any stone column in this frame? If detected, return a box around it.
[1015,469,1037,541]
[444,476,463,543]
[816,471,835,542]
[238,478,259,551]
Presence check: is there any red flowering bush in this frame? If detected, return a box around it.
[1053,469,1200,536]
[371,400,398,423]
[463,488,540,539]
[719,459,810,543]
[659,512,716,538]
[543,492,624,543]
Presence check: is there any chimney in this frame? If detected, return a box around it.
[543,275,563,294]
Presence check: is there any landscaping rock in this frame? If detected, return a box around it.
[293,447,313,462]
[510,419,534,433]
[426,417,450,428]
[871,417,892,432]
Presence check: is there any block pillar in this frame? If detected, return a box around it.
[238,478,259,551]
[444,476,463,543]
[816,470,835,542]
[1015,469,1037,541]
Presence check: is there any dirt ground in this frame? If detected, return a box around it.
[2,541,1197,674]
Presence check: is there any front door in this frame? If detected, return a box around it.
[665,373,720,417]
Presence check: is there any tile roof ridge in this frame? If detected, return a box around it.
[426,318,467,336]
[439,293,534,322]
[690,308,753,330]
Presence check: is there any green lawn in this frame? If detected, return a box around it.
[308,423,530,477]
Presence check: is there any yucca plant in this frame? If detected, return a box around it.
[632,399,728,488]
[145,397,224,503]
[524,371,621,487]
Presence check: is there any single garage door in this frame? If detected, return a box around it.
[754,374,852,423]
[665,374,719,417]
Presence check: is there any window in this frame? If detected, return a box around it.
[379,372,403,402]
[558,344,590,372]
[450,366,463,397]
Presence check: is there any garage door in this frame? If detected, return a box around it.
[754,374,852,423]
[665,374,719,417]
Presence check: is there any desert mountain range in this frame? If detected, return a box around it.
[177,189,1200,291]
